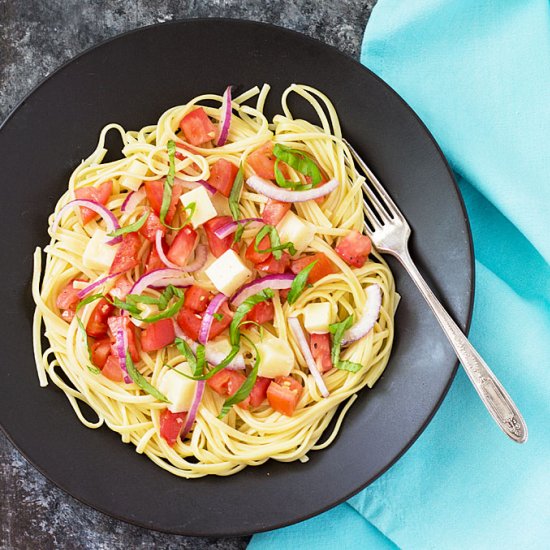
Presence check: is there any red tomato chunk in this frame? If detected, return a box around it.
[208,159,238,197]
[291,253,337,284]
[179,108,216,146]
[75,181,113,224]
[335,230,372,268]
[141,319,176,352]
[310,333,333,373]
[160,409,188,446]
[267,376,303,416]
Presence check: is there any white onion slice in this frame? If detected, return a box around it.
[216,85,232,146]
[52,199,121,244]
[198,293,227,344]
[246,175,339,203]
[212,218,263,240]
[172,321,245,370]
[77,272,121,299]
[288,317,329,398]
[230,273,295,307]
[130,269,194,296]
[108,316,132,384]
[121,187,146,213]
[342,284,382,346]
[180,380,205,438]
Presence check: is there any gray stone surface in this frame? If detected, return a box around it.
[0,1,376,548]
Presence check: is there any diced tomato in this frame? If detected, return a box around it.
[245,234,271,264]
[109,277,133,301]
[310,333,333,373]
[335,230,372,268]
[107,315,140,362]
[86,298,114,338]
[209,301,233,339]
[159,409,188,446]
[166,226,197,267]
[179,107,216,146]
[75,181,113,224]
[101,354,124,382]
[206,369,250,409]
[247,142,289,180]
[203,216,237,258]
[262,199,291,226]
[144,244,164,273]
[207,159,239,197]
[249,376,272,408]
[176,307,202,341]
[256,252,291,275]
[184,285,211,313]
[91,338,111,369]
[141,319,175,352]
[245,300,274,325]
[267,376,303,416]
[56,280,83,317]
[144,180,183,224]
[110,233,142,275]
[139,212,166,242]
[291,253,337,284]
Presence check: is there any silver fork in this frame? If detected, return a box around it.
[344,139,527,443]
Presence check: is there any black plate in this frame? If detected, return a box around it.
[0,19,473,536]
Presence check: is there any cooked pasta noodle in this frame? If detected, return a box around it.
[32,84,397,477]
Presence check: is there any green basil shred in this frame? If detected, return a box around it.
[107,210,149,237]
[75,316,100,374]
[126,352,170,402]
[329,315,363,373]
[159,140,186,230]
[273,144,322,190]
[229,164,244,220]
[286,260,317,305]
[254,224,296,260]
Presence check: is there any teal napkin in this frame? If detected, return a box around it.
[250,1,550,548]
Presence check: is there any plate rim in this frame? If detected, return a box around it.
[0,17,475,537]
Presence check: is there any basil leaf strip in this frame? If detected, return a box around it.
[174,338,205,378]
[329,315,363,373]
[286,260,317,305]
[182,345,241,381]
[229,164,244,221]
[254,225,296,260]
[230,289,274,346]
[159,140,186,230]
[336,360,363,373]
[76,317,100,375]
[108,296,141,316]
[107,210,149,237]
[126,352,170,402]
[140,292,184,323]
[125,294,160,305]
[272,144,322,190]
[218,335,260,418]
[232,220,250,244]
[213,313,224,321]
[182,201,196,225]
[76,293,104,312]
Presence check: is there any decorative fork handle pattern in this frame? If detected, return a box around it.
[398,249,528,443]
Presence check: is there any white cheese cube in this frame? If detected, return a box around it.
[303,302,332,334]
[276,211,315,254]
[82,230,118,272]
[179,185,218,229]
[119,159,149,191]
[159,363,197,414]
[257,335,295,378]
[204,249,252,296]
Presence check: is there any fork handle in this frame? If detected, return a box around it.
[397,250,527,443]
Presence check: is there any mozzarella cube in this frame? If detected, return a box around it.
[119,159,149,191]
[82,230,118,271]
[257,335,295,379]
[159,363,197,413]
[204,249,252,296]
[303,302,332,334]
[179,185,218,229]
[276,211,315,254]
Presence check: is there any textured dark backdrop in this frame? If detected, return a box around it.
[0,1,376,548]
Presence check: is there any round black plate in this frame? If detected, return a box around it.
[0,19,473,536]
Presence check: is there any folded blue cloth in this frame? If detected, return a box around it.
[250,1,550,548]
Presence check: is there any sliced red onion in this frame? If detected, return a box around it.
[231,273,295,307]
[196,179,217,195]
[114,327,132,384]
[121,187,146,213]
[288,317,329,398]
[342,284,382,346]
[246,175,339,203]
[52,199,122,244]
[180,244,207,272]
[180,380,205,438]
[212,218,263,239]
[77,272,121,299]
[130,269,194,296]
[155,230,180,269]
[174,177,217,195]
[172,321,245,370]
[198,293,227,344]
[216,85,232,146]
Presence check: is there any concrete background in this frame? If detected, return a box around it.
[0,1,376,548]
